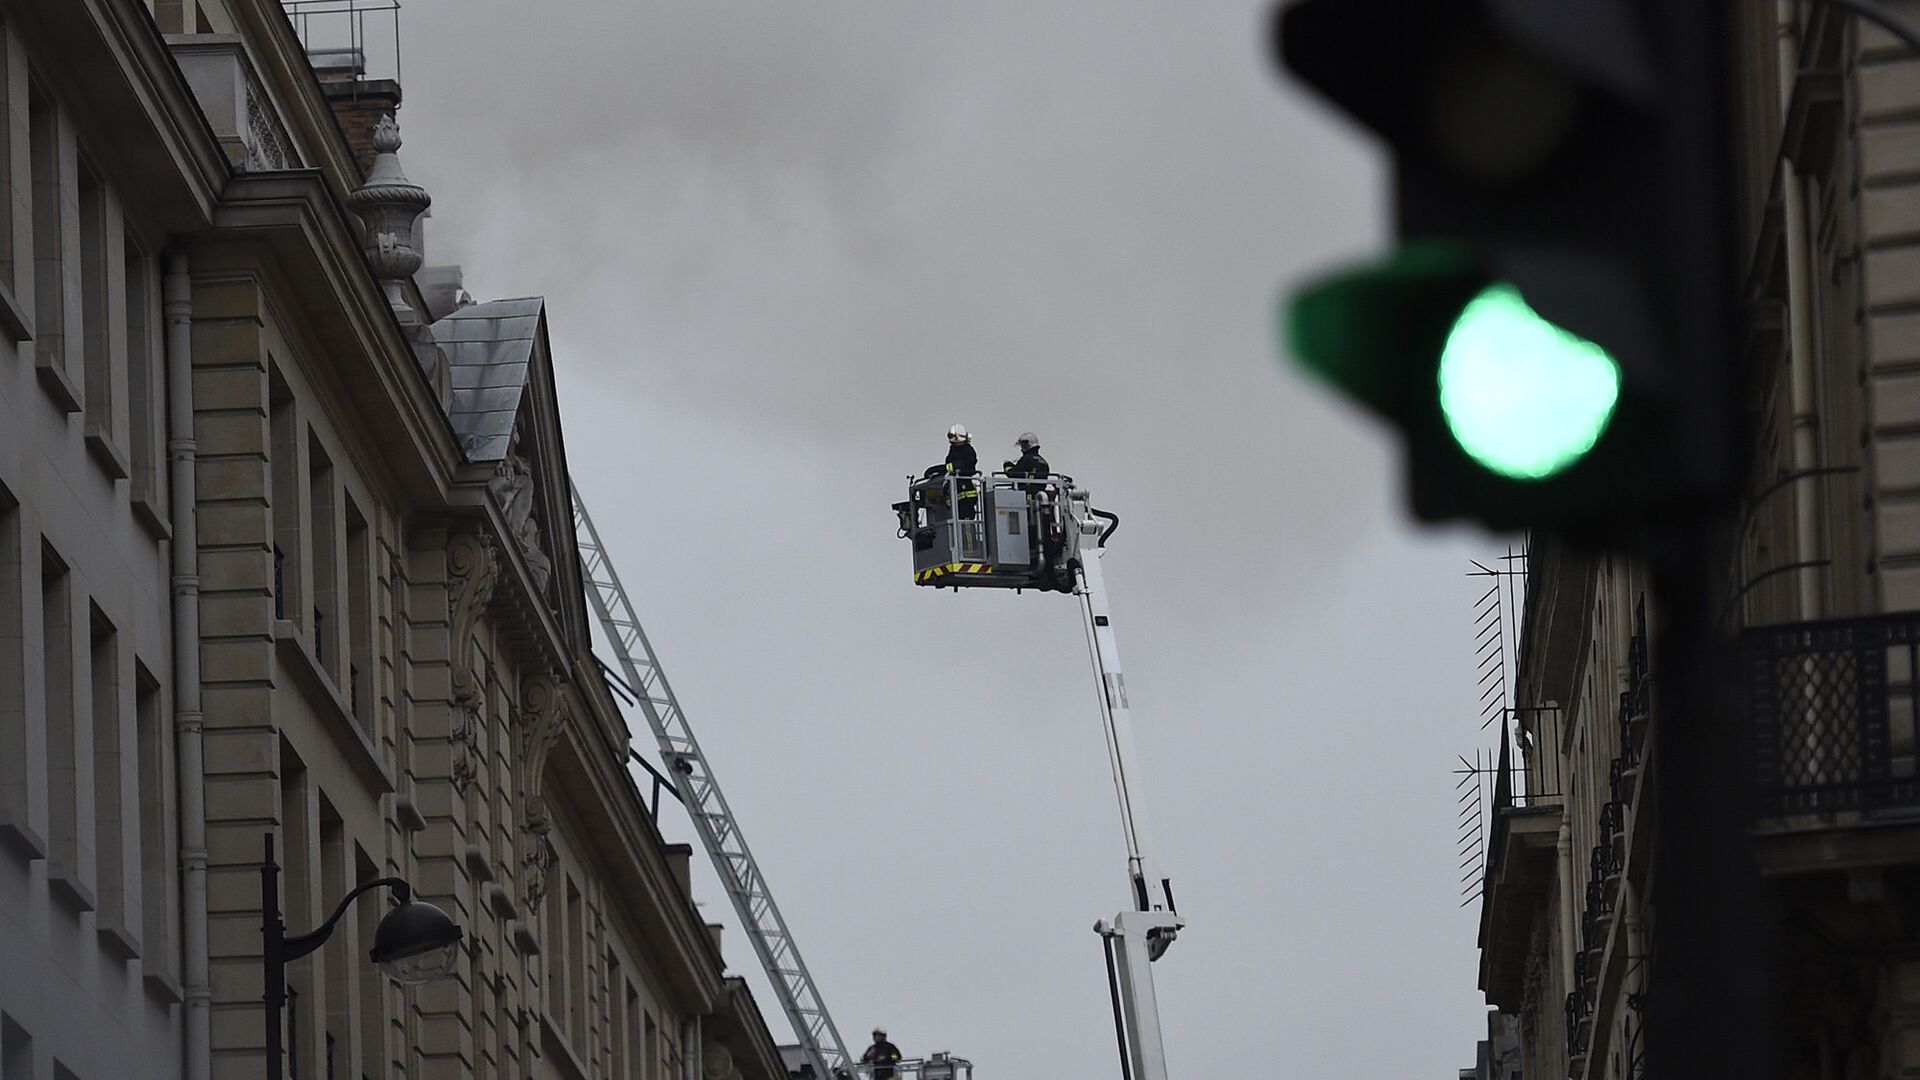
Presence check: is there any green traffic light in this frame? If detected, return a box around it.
[1438,283,1621,481]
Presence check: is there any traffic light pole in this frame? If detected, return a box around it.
[1646,522,1776,1080]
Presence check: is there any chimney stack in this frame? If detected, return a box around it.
[309,47,401,178]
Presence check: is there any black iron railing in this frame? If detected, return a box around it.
[1746,610,1920,817]
[1568,597,1651,1063]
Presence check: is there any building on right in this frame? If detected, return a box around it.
[1478,4,1920,1078]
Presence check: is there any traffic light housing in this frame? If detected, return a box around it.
[1274,0,1739,532]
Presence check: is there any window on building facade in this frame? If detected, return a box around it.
[308,432,336,676]
[354,844,386,1080]
[1,1014,31,1080]
[644,1012,659,1080]
[319,802,351,1080]
[0,24,14,300]
[625,981,641,1080]
[280,741,314,1072]
[90,604,132,950]
[41,543,82,904]
[135,661,175,981]
[567,878,586,1049]
[345,496,370,727]
[546,870,567,1024]
[269,366,300,625]
[608,952,626,1078]
[28,80,66,389]
[0,487,25,854]
[77,156,121,476]
[124,232,161,518]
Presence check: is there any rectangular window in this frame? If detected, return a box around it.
[625,981,640,1080]
[319,803,350,1080]
[269,367,300,625]
[135,663,176,981]
[354,845,386,1080]
[41,544,89,909]
[2,1014,31,1080]
[125,233,161,518]
[567,879,585,1048]
[644,1013,659,1080]
[77,156,120,475]
[545,872,566,1019]
[280,742,314,1074]
[28,81,66,384]
[345,497,370,726]
[91,605,135,954]
[0,24,14,300]
[0,487,34,858]
[308,432,336,676]
[608,953,625,1078]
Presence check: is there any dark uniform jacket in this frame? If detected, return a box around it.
[862,1040,904,1080]
[945,441,978,476]
[1006,446,1049,480]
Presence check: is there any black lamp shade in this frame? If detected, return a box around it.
[369,899,463,985]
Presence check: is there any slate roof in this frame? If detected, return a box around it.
[431,296,545,462]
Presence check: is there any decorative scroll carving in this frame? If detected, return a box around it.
[517,672,570,913]
[521,827,556,917]
[243,90,289,171]
[447,532,498,793]
[489,428,553,599]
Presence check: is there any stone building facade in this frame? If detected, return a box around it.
[0,2,789,1079]
[1478,3,1920,1079]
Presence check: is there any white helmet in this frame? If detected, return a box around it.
[1016,431,1039,450]
[948,423,969,440]
[873,1027,887,1037]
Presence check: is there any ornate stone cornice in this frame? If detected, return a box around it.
[517,671,571,913]
[447,531,498,793]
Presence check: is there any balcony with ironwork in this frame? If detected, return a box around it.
[1478,714,1566,1013]
[1745,610,1920,873]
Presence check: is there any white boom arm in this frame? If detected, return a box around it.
[1072,511,1182,1080]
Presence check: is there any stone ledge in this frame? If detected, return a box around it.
[48,861,97,914]
[0,280,32,343]
[97,918,142,960]
[0,816,47,862]
[143,965,184,1005]
[36,352,81,414]
[85,422,131,480]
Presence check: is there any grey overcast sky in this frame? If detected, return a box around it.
[384,3,1508,1075]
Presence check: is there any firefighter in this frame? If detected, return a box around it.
[861,1028,903,1080]
[944,423,978,478]
[1003,432,1049,482]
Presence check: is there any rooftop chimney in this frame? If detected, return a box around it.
[307,45,401,177]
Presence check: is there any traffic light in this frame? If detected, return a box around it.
[1273,0,1740,532]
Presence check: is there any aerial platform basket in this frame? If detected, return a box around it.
[892,472,1095,592]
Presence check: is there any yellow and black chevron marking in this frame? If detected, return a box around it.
[915,562,993,584]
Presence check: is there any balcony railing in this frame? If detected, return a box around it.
[1746,611,1920,818]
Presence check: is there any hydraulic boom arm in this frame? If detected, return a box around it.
[1072,510,1183,1080]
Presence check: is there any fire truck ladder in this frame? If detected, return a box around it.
[571,483,854,1080]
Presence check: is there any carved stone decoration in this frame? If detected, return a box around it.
[517,672,570,913]
[446,532,498,794]
[488,428,553,599]
[343,114,431,312]
[521,826,556,917]
[243,91,289,171]
[518,673,569,829]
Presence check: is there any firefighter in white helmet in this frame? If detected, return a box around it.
[861,1029,902,1080]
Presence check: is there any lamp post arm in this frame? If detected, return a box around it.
[283,877,411,962]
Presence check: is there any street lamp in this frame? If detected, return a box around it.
[261,832,463,1080]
